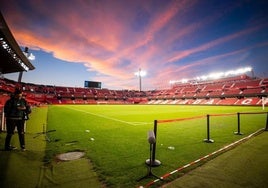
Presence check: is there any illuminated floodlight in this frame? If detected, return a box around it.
[134,68,146,91]
[208,72,224,79]
[202,67,252,81]
[169,66,253,86]
[134,69,147,77]
[28,53,35,60]
[169,78,189,84]
[225,70,235,76]
[169,80,176,84]
[0,38,30,71]
[181,79,188,83]
[23,50,36,61]
[225,67,252,77]
[201,75,207,80]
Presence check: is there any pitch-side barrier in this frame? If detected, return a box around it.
[139,111,268,187]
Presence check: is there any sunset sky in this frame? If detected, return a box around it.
[1,0,268,90]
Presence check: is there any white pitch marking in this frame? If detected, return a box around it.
[64,106,151,126]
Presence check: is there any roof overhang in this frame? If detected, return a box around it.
[0,12,35,74]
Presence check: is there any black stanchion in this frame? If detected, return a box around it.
[234,112,243,135]
[146,120,161,166]
[265,112,268,131]
[138,130,161,182]
[204,114,214,143]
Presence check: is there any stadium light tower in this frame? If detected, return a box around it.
[18,47,35,83]
[134,68,146,92]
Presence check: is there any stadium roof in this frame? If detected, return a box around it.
[0,12,35,74]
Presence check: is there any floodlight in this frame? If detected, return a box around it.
[201,75,207,80]
[135,68,146,91]
[28,53,35,60]
[169,66,253,86]
[225,70,234,77]
[181,79,188,83]
[224,67,252,77]
[208,72,224,79]
[135,70,146,77]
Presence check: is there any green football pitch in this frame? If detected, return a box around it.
[0,105,267,187]
[45,105,267,187]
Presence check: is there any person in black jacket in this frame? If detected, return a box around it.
[4,89,31,151]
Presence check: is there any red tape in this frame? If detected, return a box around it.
[141,128,264,188]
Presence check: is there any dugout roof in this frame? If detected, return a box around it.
[0,12,35,74]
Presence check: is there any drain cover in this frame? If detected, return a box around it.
[57,151,85,161]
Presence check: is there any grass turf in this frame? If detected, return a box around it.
[0,105,267,187]
[0,106,102,188]
[162,131,268,188]
[45,105,267,187]
[0,106,47,187]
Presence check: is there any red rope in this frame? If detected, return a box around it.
[141,128,264,188]
[157,112,267,124]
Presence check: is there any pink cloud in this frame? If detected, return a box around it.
[2,0,268,89]
[159,41,268,83]
[166,23,267,64]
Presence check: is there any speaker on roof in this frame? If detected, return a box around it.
[24,47,29,53]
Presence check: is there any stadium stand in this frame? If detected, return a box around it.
[202,83,225,91]
[1,75,268,106]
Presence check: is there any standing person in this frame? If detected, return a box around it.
[4,89,30,151]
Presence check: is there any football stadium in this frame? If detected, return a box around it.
[1,5,268,188]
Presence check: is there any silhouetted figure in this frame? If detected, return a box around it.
[4,89,31,151]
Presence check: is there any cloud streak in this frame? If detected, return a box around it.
[1,0,268,89]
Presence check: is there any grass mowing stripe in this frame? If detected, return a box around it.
[64,105,151,126]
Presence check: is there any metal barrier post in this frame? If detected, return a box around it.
[1,109,6,131]
[204,114,214,143]
[265,112,268,131]
[146,120,161,166]
[234,112,243,135]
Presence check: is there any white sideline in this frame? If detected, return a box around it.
[64,106,151,126]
